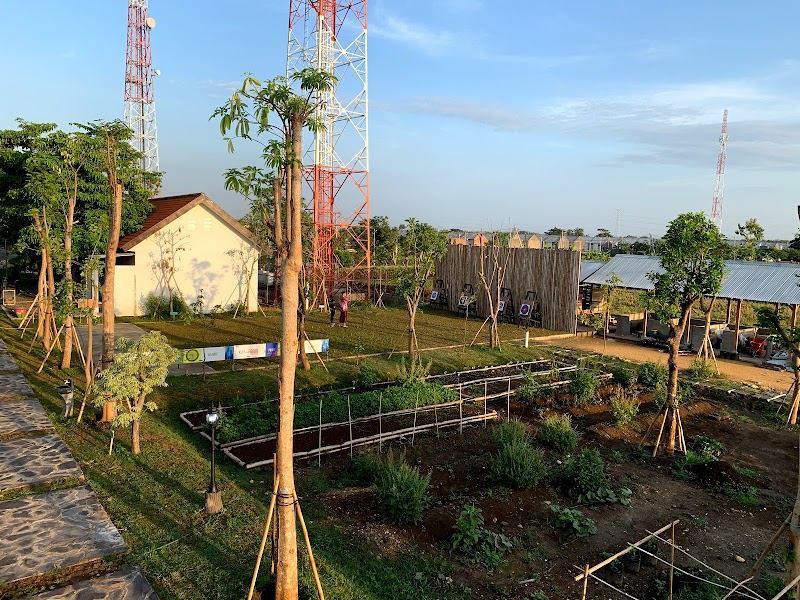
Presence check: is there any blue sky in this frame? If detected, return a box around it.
[2,1,799,239]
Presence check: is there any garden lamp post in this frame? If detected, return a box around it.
[205,406,223,514]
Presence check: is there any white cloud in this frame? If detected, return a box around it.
[370,14,456,55]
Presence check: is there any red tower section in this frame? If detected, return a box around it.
[288,0,370,303]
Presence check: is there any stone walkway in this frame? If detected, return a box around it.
[0,334,159,598]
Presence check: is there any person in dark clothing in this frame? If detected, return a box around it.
[328,298,337,326]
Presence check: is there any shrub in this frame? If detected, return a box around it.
[556,449,629,505]
[355,362,381,388]
[687,358,716,380]
[653,381,668,410]
[537,413,578,452]
[610,391,639,426]
[612,366,636,389]
[517,371,542,404]
[491,439,547,489]
[395,357,431,387]
[636,362,668,389]
[691,435,724,459]
[550,505,597,538]
[374,450,431,525]
[451,504,513,567]
[568,368,599,406]
[491,419,530,448]
[350,450,385,486]
[141,293,190,320]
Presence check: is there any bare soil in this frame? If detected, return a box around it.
[298,390,799,599]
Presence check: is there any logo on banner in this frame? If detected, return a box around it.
[265,343,279,357]
[202,347,228,362]
[181,348,204,363]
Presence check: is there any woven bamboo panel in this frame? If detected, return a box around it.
[434,246,579,332]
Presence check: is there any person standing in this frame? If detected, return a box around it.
[339,293,349,328]
[328,297,337,326]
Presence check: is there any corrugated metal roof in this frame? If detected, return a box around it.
[580,260,606,283]
[583,254,800,304]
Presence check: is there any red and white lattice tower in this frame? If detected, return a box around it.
[287,0,370,302]
[124,0,160,174]
[710,109,728,226]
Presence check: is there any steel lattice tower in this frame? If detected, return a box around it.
[287,0,370,302]
[710,109,728,226]
[124,0,160,174]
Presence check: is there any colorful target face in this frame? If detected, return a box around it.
[498,300,505,312]
[519,303,531,316]
[458,295,469,306]
[430,290,439,301]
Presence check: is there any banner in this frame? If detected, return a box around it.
[304,339,330,354]
[234,344,267,359]
[265,342,279,357]
[177,348,204,364]
[203,346,230,362]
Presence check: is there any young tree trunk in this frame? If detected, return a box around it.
[36,250,48,346]
[664,310,689,456]
[407,301,418,363]
[298,310,311,371]
[789,359,800,425]
[789,432,800,593]
[61,198,76,370]
[101,183,123,368]
[131,418,140,455]
[274,116,304,600]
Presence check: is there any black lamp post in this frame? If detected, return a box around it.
[205,406,223,514]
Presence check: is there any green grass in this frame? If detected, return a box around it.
[0,307,554,599]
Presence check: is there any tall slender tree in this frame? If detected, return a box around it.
[645,212,725,455]
[214,68,335,600]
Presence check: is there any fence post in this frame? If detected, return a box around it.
[378,392,383,452]
[318,397,323,466]
[507,377,511,422]
[411,392,419,445]
[459,400,463,435]
[347,395,353,457]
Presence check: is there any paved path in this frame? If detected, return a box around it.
[0,334,158,598]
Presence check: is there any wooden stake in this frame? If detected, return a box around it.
[669,522,676,600]
[769,572,800,600]
[378,392,383,451]
[38,323,66,373]
[507,377,511,422]
[318,398,323,467]
[247,476,280,600]
[652,404,670,458]
[347,396,353,457]
[721,577,753,600]
[581,564,590,600]
[747,514,790,579]
[293,491,325,600]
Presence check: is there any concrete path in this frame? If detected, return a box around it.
[29,566,158,599]
[0,334,159,598]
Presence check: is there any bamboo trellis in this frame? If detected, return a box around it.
[434,246,580,333]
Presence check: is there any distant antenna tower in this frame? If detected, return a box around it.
[615,209,621,238]
[710,109,728,226]
[287,0,370,303]
[124,0,160,174]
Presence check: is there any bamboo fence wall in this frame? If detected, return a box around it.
[434,246,580,333]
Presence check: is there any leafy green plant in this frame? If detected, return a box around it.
[350,450,385,486]
[525,593,549,600]
[517,371,543,404]
[141,293,191,320]
[636,361,668,389]
[612,366,636,389]
[374,450,431,525]
[395,357,432,387]
[355,362,381,388]
[491,419,530,448]
[654,381,668,410]
[568,368,599,406]
[723,483,760,506]
[549,505,597,538]
[491,439,547,489]
[691,436,724,459]
[451,504,513,568]
[687,358,717,380]
[610,391,639,426]
[537,413,578,452]
[555,449,630,505]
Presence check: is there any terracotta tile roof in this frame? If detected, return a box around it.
[118,192,259,251]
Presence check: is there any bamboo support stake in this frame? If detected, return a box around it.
[507,377,511,422]
[378,393,383,451]
[770,572,800,600]
[411,392,419,445]
[293,491,325,600]
[669,522,676,600]
[318,398,323,467]
[347,396,353,457]
[271,454,277,575]
[37,323,66,373]
[720,577,753,600]
[747,514,791,579]
[247,476,280,600]
[459,400,463,435]
[652,404,670,458]
[581,564,590,600]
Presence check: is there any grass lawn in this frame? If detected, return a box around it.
[0,306,557,599]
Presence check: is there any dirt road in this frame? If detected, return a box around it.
[542,334,794,392]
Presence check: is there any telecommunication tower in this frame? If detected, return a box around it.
[124,0,160,174]
[710,110,728,226]
[287,0,370,303]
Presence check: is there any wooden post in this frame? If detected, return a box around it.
[507,377,511,422]
[792,304,798,329]
[642,309,649,339]
[726,298,732,323]
[318,397,323,467]
[734,299,743,357]
[378,392,383,451]
[459,399,463,435]
[411,393,419,445]
[669,522,676,600]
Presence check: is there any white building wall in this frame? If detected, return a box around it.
[114,204,258,316]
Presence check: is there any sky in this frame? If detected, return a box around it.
[2,1,800,240]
